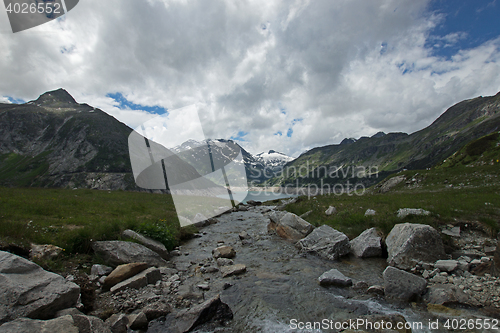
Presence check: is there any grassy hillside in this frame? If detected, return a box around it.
[280,134,500,240]
[272,92,500,187]
[0,188,187,257]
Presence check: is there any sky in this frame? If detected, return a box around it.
[1,0,500,157]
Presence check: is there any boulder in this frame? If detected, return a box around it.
[127,312,148,330]
[55,310,112,333]
[434,260,458,273]
[122,229,169,259]
[110,267,161,293]
[29,244,63,261]
[91,241,168,267]
[350,227,382,258]
[274,213,314,240]
[296,225,350,260]
[318,269,352,287]
[325,206,336,216]
[364,209,376,216]
[0,315,79,333]
[396,208,430,219]
[142,300,172,321]
[267,212,283,234]
[105,313,128,333]
[220,264,246,278]
[103,262,149,289]
[163,295,233,333]
[216,258,234,266]
[386,223,446,270]
[383,266,427,301]
[90,264,113,276]
[212,246,236,259]
[0,251,80,324]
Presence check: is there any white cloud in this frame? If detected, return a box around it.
[0,0,499,158]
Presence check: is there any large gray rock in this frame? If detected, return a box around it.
[110,267,161,293]
[296,225,350,260]
[350,227,382,258]
[0,315,79,333]
[383,266,427,301]
[55,310,112,333]
[268,212,314,241]
[162,295,233,333]
[104,262,149,289]
[397,208,430,219]
[122,229,169,259]
[386,223,446,270]
[91,241,168,267]
[220,264,246,278]
[0,251,81,324]
[277,213,314,240]
[325,206,336,216]
[318,269,352,287]
[434,260,458,272]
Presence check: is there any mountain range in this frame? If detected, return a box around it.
[1,88,499,191]
[271,91,500,188]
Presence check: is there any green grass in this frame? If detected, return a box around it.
[281,165,500,240]
[0,187,184,254]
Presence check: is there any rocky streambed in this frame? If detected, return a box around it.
[1,203,499,332]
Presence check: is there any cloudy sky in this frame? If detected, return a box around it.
[1,0,500,157]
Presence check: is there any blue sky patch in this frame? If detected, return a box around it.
[230,131,248,142]
[426,0,500,60]
[5,96,25,104]
[107,92,167,114]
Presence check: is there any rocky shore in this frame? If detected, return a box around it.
[1,200,499,332]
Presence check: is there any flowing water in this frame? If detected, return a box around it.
[149,206,496,332]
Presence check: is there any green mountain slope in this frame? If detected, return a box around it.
[272,91,500,188]
[0,89,138,189]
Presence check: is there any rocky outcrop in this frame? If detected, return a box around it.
[122,230,169,259]
[0,251,80,324]
[267,212,314,241]
[386,223,446,270]
[91,241,168,267]
[296,225,350,260]
[318,269,352,287]
[383,266,427,301]
[350,227,382,258]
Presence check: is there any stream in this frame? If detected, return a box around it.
[148,205,494,332]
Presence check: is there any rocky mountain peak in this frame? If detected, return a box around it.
[371,131,386,138]
[32,88,77,106]
[340,138,357,145]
